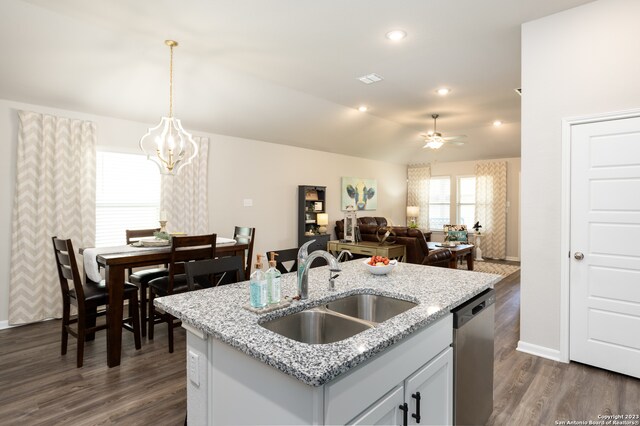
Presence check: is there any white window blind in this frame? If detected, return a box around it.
[96,151,161,247]
[428,176,450,230]
[457,176,476,227]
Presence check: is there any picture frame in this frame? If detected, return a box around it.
[313,201,323,211]
[341,177,377,211]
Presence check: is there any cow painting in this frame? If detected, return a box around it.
[346,181,376,210]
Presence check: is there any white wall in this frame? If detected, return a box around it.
[520,0,640,353]
[0,99,407,325]
[429,158,521,261]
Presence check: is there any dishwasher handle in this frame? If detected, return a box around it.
[452,288,495,329]
[472,301,486,315]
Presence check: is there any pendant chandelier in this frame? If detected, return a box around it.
[140,40,198,175]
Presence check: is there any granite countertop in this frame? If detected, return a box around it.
[155,260,501,386]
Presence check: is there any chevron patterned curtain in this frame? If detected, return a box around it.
[9,111,96,324]
[407,164,431,229]
[475,161,507,259]
[160,136,209,235]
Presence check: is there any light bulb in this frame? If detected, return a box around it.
[385,30,407,41]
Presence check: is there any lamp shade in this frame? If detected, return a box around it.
[316,213,329,226]
[406,206,420,217]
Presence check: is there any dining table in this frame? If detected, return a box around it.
[81,241,248,367]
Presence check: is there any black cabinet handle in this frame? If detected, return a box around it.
[412,392,422,423]
[399,402,408,426]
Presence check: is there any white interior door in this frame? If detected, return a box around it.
[570,115,640,378]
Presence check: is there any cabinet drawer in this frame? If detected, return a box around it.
[355,247,377,256]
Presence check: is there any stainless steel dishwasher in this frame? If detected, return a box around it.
[452,288,495,426]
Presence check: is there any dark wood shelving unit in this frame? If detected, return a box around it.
[298,185,330,253]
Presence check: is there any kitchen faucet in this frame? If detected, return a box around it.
[297,240,341,300]
[337,249,353,263]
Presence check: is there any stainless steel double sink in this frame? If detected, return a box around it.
[260,294,417,344]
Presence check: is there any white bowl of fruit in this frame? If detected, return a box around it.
[363,256,397,275]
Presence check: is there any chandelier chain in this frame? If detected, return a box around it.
[168,43,174,118]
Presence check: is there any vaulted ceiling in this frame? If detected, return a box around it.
[0,0,594,163]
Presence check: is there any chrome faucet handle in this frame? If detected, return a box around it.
[328,268,341,292]
[337,250,353,262]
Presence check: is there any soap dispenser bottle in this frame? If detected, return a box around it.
[249,254,267,309]
[265,252,282,305]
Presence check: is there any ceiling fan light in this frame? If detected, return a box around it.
[425,140,444,149]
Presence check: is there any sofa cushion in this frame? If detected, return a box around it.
[358,217,387,227]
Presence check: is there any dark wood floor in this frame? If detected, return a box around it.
[487,270,640,425]
[1,270,638,425]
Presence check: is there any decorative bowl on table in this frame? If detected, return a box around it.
[363,257,397,275]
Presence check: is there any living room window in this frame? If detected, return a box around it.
[96,151,161,247]
[457,176,476,227]
[428,176,451,230]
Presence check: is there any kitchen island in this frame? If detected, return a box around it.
[156,260,501,425]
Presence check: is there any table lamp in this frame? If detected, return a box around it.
[316,213,329,234]
[406,206,419,228]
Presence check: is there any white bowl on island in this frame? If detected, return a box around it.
[363,259,397,275]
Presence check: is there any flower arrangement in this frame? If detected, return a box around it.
[153,231,171,241]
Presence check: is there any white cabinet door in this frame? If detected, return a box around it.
[348,385,405,426]
[570,116,640,378]
[405,348,453,426]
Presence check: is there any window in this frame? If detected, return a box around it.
[96,152,161,247]
[457,176,476,227]
[428,177,450,230]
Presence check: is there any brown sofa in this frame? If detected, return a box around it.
[335,217,451,267]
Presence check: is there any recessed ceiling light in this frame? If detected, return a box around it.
[357,73,384,84]
[358,106,368,112]
[385,30,407,41]
[437,88,451,96]
[493,120,503,127]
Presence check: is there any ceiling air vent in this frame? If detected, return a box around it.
[515,88,522,96]
[358,73,384,84]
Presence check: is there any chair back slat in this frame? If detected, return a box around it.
[125,228,163,274]
[60,264,74,281]
[185,256,244,290]
[266,248,299,274]
[126,228,161,244]
[51,237,85,301]
[234,226,255,280]
[167,234,217,293]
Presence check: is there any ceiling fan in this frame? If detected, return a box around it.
[421,114,466,149]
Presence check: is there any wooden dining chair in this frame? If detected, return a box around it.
[52,236,141,367]
[148,234,217,353]
[185,256,245,290]
[233,226,255,280]
[266,248,299,274]
[125,228,168,337]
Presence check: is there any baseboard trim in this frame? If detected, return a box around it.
[0,320,16,330]
[505,256,520,262]
[0,318,56,330]
[517,340,564,362]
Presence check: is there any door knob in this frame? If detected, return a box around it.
[574,252,584,260]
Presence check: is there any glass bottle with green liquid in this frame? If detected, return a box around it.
[265,252,282,305]
[249,254,267,308]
